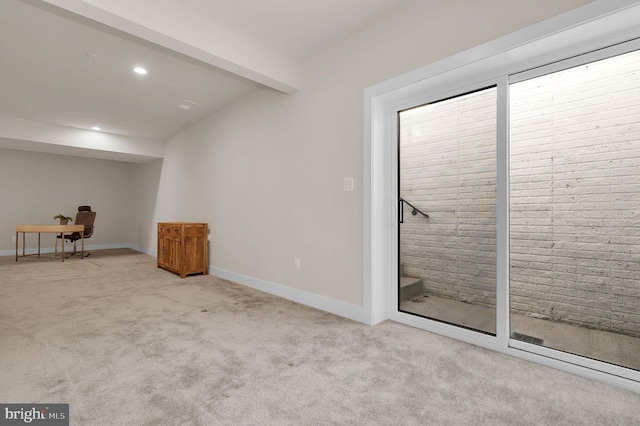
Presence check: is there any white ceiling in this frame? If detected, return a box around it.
[0,0,412,161]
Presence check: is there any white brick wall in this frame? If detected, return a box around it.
[399,49,640,337]
[510,50,640,337]
[399,87,497,308]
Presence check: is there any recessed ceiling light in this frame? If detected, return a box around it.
[133,67,148,75]
[91,126,101,131]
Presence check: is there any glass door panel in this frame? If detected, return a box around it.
[509,49,640,370]
[398,87,497,335]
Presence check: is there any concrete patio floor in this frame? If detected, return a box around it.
[401,293,640,371]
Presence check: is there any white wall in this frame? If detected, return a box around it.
[138,0,593,310]
[128,159,164,253]
[0,148,135,253]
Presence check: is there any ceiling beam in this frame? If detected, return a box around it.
[0,116,164,163]
[41,0,302,93]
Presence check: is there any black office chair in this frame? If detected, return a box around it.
[56,206,97,257]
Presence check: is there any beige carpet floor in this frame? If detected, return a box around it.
[1,248,639,425]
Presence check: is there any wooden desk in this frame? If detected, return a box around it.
[16,224,84,262]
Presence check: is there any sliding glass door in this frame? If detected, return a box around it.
[376,9,640,388]
[509,49,640,371]
[394,44,640,374]
[398,87,497,335]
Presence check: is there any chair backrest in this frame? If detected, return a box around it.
[75,208,96,238]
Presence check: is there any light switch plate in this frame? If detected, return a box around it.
[344,177,354,191]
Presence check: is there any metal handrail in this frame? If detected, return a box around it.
[400,198,429,220]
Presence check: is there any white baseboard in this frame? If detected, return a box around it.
[209,266,366,324]
[6,244,365,325]
[129,245,156,257]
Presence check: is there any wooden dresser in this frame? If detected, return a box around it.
[157,222,208,278]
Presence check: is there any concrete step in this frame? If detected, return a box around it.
[400,276,423,301]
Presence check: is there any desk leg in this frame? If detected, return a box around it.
[15,232,18,262]
[81,233,84,259]
[22,233,25,257]
[61,234,65,262]
[37,233,41,259]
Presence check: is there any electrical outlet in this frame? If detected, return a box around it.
[294,258,301,271]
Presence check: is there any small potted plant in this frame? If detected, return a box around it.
[54,214,73,225]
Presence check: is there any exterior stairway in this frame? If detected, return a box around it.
[399,263,423,301]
